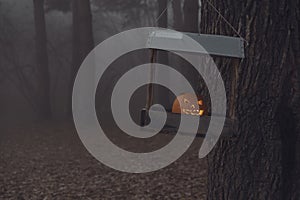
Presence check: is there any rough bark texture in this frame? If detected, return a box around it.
[200,0,300,199]
[33,0,51,119]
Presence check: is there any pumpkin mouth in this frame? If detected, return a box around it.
[172,93,206,116]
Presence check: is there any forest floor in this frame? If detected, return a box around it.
[0,121,207,199]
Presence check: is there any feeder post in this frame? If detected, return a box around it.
[145,49,157,110]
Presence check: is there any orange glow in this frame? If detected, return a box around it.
[172,93,206,116]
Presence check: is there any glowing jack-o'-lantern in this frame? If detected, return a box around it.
[172,93,206,116]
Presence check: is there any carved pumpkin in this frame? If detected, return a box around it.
[172,93,206,116]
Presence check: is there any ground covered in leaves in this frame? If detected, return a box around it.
[0,122,207,199]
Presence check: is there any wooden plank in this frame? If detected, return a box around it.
[140,109,236,138]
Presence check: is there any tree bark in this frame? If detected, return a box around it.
[200,0,300,199]
[33,0,51,119]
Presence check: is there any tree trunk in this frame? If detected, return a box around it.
[200,0,300,199]
[172,0,183,30]
[155,0,171,109]
[70,0,94,114]
[183,0,200,96]
[33,0,51,119]
[183,0,199,32]
[158,0,168,28]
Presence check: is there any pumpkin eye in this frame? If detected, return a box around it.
[184,98,190,104]
[198,100,203,105]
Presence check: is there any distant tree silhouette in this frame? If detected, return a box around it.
[69,0,94,114]
[158,0,168,28]
[172,0,183,30]
[33,0,52,119]
[45,0,71,12]
[183,0,198,32]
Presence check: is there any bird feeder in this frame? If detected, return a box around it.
[140,29,245,138]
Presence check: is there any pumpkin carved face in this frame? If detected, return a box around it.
[172,93,206,116]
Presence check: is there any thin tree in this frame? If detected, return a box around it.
[183,0,199,32]
[172,0,183,30]
[70,0,94,113]
[200,0,300,199]
[158,0,168,28]
[154,0,169,108]
[33,0,52,119]
[180,0,200,93]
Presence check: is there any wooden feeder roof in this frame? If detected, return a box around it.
[146,29,245,59]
